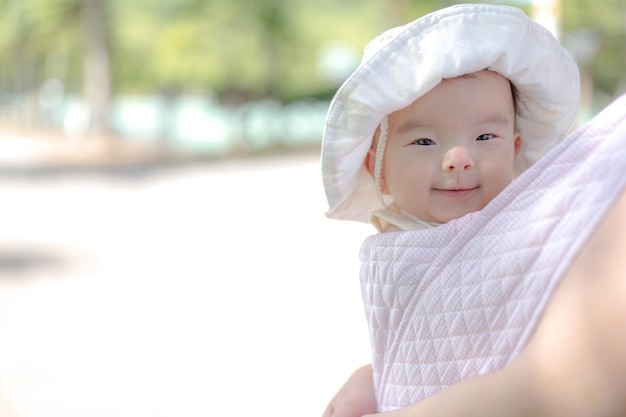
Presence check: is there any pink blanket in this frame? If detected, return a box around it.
[359,93,626,412]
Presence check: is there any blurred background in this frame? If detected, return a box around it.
[0,0,624,416]
[0,0,624,151]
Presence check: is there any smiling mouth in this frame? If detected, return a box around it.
[433,186,479,197]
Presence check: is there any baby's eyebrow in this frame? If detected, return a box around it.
[395,114,512,134]
[395,120,426,134]
[476,114,512,126]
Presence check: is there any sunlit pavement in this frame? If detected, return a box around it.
[0,132,373,417]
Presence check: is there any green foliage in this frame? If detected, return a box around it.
[0,0,83,95]
[0,0,623,103]
[561,0,626,96]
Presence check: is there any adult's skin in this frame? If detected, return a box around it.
[362,187,626,417]
[323,364,377,417]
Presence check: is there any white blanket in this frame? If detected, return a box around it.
[360,93,626,412]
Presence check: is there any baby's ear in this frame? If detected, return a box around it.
[365,146,377,177]
[365,144,390,195]
[514,133,522,156]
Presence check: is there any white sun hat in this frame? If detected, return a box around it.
[321,3,580,222]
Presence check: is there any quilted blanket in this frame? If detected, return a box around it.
[360,93,626,412]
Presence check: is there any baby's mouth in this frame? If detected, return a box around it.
[433,186,479,197]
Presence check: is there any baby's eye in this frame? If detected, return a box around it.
[476,133,495,141]
[411,138,434,146]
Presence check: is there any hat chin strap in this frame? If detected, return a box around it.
[374,116,389,205]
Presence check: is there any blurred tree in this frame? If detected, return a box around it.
[82,0,112,136]
[114,0,302,103]
[561,0,626,103]
[0,0,45,122]
[0,0,623,129]
[0,0,112,135]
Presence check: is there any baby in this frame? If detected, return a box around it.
[320,4,581,416]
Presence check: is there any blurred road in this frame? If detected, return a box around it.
[0,130,373,417]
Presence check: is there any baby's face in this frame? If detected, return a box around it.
[380,70,521,223]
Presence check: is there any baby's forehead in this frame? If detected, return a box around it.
[441,70,520,116]
[389,71,516,117]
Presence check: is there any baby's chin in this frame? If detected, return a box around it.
[416,206,484,224]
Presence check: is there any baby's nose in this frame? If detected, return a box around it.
[442,146,475,171]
